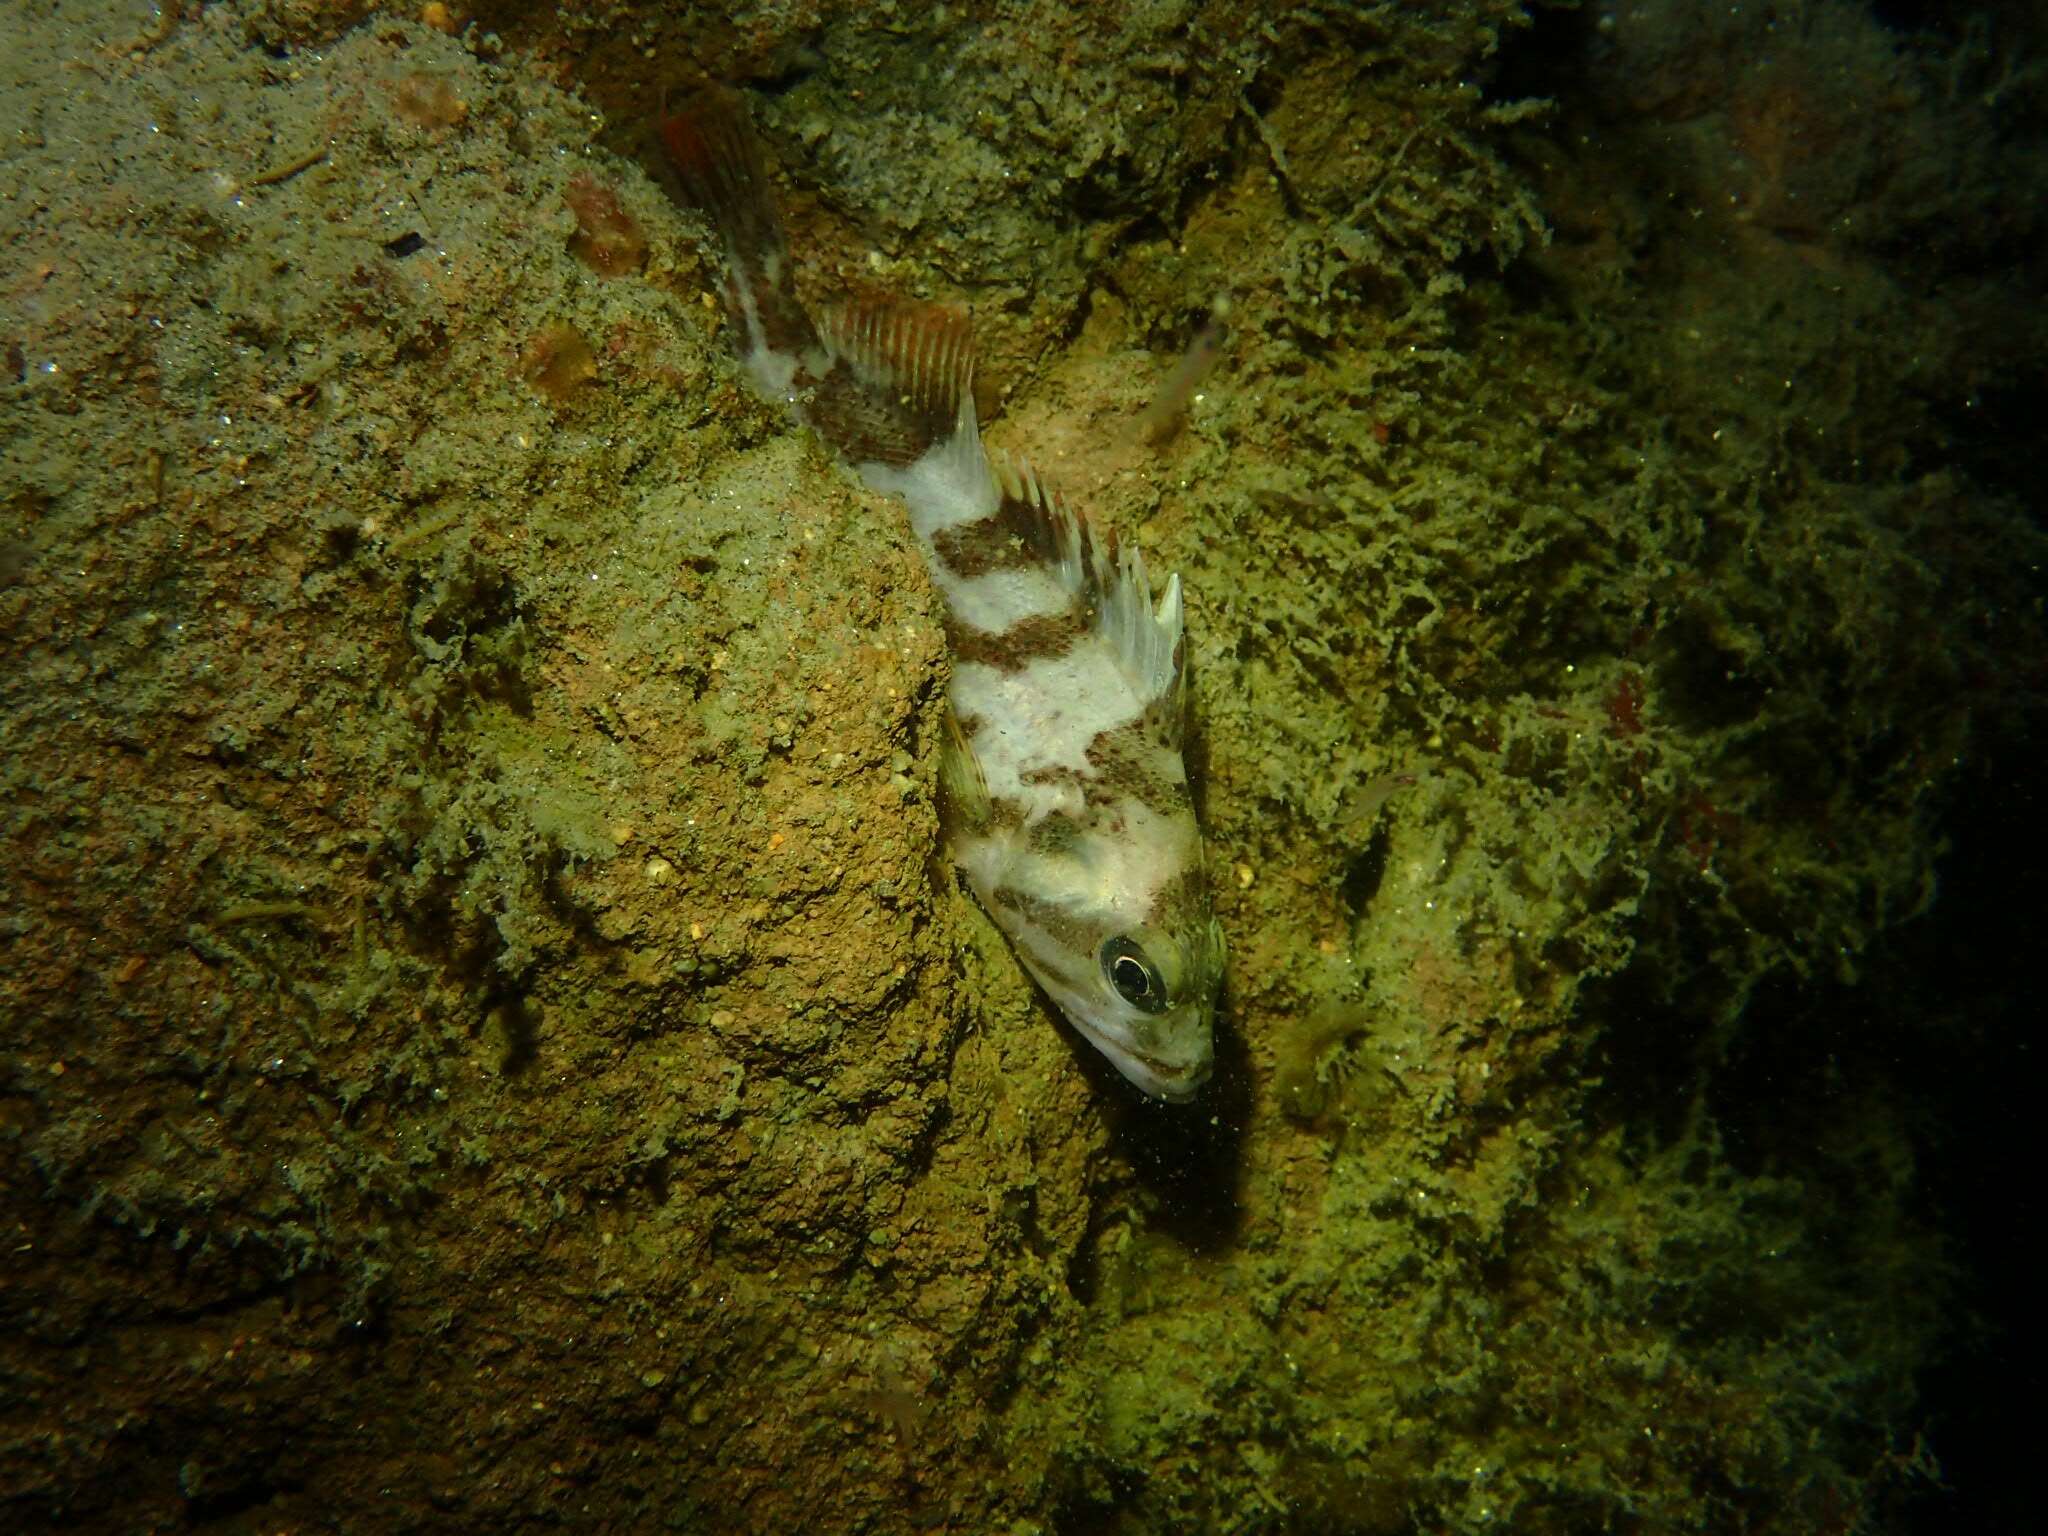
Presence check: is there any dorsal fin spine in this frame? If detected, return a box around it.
[985,452,1183,721]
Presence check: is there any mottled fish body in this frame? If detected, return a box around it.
[662,92,1222,1100]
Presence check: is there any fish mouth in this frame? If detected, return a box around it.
[1119,1044,1211,1102]
[1066,1014,1211,1102]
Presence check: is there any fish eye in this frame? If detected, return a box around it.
[1100,936,1167,1014]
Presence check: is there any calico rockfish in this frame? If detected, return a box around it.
[660,90,1222,1100]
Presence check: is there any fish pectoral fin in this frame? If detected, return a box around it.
[937,708,993,835]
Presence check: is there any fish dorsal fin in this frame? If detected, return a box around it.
[990,453,1187,740]
[811,299,996,528]
[811,299,977,471]
[827,299,974,431]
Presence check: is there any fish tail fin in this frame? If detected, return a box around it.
[659,87,819,392]
[659,86,780,261]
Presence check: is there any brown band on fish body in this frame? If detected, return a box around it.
[806,357,925,468]
[1081,716,1180,804]
[991,883,1097,962]
[930,483,1073,580]
[945,607,1088,670]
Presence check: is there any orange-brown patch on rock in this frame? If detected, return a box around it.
[391,72,467,131]
[565,174,647,277]
[518,323,597,403]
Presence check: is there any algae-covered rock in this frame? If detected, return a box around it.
[2,2,2039,1532]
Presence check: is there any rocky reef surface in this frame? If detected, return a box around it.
[3,2,2041,1531]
